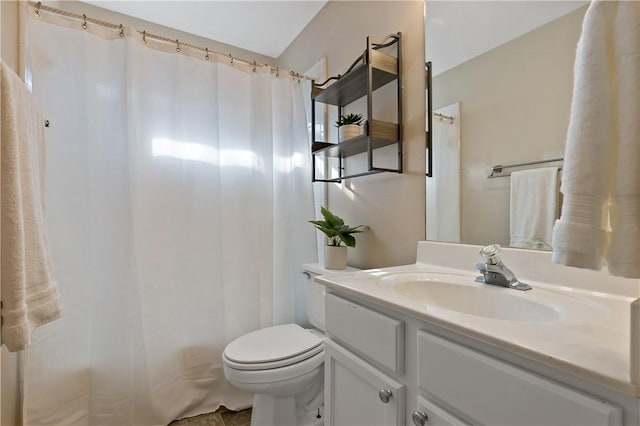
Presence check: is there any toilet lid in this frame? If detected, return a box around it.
[224,324,322,365]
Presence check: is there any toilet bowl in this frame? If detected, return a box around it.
[223,324,324,426]
[222,264,356,426]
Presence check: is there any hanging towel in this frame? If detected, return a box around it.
[607,0,640,279]
[552,0,640,278]
[510,167,559,250]
[1,60,63,352]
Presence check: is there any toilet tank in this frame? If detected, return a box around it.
[302,263,359,331]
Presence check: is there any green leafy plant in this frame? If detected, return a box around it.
[309,207,365,248]
[334,113,363,128]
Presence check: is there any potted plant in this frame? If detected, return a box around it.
[310,207,365,270]
[335,113,363,142]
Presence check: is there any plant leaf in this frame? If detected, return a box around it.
[321,206,344,227]
[341,225,365,234]
[309,220,330,228]
[339,234,356,248]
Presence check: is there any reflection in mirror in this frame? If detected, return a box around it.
[426,103,460,243]
[425,1,589,250]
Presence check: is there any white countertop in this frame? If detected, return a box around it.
[316,261,638,397]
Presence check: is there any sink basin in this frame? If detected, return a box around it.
[383,273,561,322]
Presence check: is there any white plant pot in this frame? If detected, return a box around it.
[324,245,348,270]
[339,124,360,142]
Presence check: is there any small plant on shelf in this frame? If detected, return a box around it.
[334,113,363,141]
[334,113,363,128]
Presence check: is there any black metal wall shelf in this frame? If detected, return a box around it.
[312,120,398,157]
[312,52,398,106]
[311,33,403,183]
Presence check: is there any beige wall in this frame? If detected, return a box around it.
[279,1,426,268]
[1,1,20,72]
[431,6,587,246]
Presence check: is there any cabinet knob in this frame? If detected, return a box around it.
[378,389,393,403]
[412,411,429,426]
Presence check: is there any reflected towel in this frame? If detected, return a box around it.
[552,0,639,278]
[510,167,559,250]
[1,61,63,352]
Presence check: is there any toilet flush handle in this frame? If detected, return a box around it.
[302,271,312,279]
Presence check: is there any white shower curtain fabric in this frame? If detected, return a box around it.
[24,12,317,426]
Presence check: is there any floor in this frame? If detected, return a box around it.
[168,407,252,426]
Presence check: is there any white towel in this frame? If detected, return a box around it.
[607,0,640,279]
[510,167,558,251]
[552,0,640,279]
[1,60,63,352]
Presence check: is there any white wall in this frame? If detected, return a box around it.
[431,6,586,246]
[279,1,426,269]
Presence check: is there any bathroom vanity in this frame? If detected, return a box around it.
[316,242,640,426]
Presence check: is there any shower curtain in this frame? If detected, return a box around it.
[23,10,317,426]
[426,103,460,243]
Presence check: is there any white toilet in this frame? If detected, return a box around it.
[222,264,350,426]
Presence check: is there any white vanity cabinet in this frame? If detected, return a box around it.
[323,290,632,426]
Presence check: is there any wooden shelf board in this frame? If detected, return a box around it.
[313,63,397,107]
[312,120,399,158]
[312,136,399,158]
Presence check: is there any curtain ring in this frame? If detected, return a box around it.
[175,39,180,53]
[119,24,124,38]
[252,61,257,73]
[205,48,210,61]
[275,67,279,78]
[35,1,41,18]
[142,30,147,44]
[82,14,87,30]
[229,54,234,66]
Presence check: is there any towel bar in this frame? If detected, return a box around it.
[488,157,563,178]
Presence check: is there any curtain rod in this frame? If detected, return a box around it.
[433,112,454,122]
[28,1,313,82]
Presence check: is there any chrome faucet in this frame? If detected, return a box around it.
[474,244,531,291]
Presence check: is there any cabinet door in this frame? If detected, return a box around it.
[325,340,405,426]
[417,330,622,426]
[326,293,404,374]
[415,396,470,426]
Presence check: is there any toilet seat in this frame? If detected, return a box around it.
[223,324,323,370]
[223,348,324,385]
[223,344,324,370]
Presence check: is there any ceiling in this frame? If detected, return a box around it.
[84,1,327,58]
[84,1,587,70]
[426,1,589,76]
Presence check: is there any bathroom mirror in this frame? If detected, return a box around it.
[425,1,588,248]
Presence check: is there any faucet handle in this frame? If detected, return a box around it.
[479,244,502,265]
[474,262,487,273]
